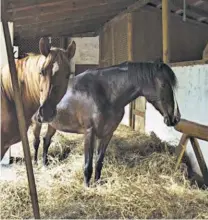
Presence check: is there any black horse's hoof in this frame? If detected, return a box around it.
[94,178,108,186]
[43,159,49,167]
[43,163,49,167]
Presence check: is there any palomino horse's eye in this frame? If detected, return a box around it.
[40,68,45,75]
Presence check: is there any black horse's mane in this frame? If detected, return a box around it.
[81,61,178,90]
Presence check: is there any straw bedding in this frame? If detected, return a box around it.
[0,125,207,219]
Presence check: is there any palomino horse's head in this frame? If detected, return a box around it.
[142,63,181,127]
[37,37,76,123]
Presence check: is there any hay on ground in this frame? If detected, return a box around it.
[0,125,208,219]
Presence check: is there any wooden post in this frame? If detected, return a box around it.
[127,13,133,62]
[162,0,170,63]
[175,134,189,170]
[190,137,208,185]
[127,13,134,128]
[111,26,115,65]
[1,8,40,220]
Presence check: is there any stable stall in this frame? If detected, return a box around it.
[1,0,208,218]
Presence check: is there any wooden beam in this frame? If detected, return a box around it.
[127,12,134,129]
[174,119,208,142]
[108,0,151,25]
[170,59,208,67]
[15,9,119,29]
[127,13,133,61]
[15,16,108,37]
[16,22,101,38]
[162,0,170,63]
[175,134,189,170]
[1,1,40,218]
[190,137,208,185]
[7,0,135,22]
[7,0,70,12]
[132,109,145,118]
[125,0,151,13]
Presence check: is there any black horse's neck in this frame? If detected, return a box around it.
[97,62,144,108]
[73,61,177,111]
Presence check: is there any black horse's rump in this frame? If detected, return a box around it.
[32,61,181,186]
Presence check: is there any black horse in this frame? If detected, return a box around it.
[32,61,181,186]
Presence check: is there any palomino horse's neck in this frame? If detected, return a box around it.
[1,54,45,115]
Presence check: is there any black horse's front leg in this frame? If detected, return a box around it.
[95,133,113,182]
[84,127,95,187]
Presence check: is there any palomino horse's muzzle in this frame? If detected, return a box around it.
[35,103,57,123]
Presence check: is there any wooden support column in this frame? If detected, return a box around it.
[175,134,189,170]
[162,0,170,63]
[127,13,135,129]
[190,137,208,185]
[2,2,40,218]
[111,26,115,65]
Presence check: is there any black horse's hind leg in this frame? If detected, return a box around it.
[43,125,56,166]
[95,133,113,182]
[84,127,96,187]
[33,122,42,164]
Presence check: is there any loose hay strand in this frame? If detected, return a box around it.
[0,125,208,219]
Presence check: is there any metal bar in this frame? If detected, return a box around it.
[1,2,40,218]
[190,137,208,185]
[162,0,170,63]
[171,0,208,18]
[175,134,189,170]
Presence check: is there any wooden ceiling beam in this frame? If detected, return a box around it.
[7,0,136,21]
[7,0,70,12]
[14,1,132,27]
[16,12,116,33]
[15,22,101,38]
[7,0,107,20]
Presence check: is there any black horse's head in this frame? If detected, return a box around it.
[142,63,181,127]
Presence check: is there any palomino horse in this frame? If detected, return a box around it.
[32,61,181,186]
[1,37,76,160]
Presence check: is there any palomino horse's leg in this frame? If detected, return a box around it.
[33,122,42,164]
[84,127,96,187]
[43,125,56,166]
[95,133,113,182]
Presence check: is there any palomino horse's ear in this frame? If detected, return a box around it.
[66,41,76,59]
[39,37,51,57]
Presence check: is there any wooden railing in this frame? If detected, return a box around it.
[174,119,208,185]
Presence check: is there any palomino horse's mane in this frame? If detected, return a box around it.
[0,47,71,103]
